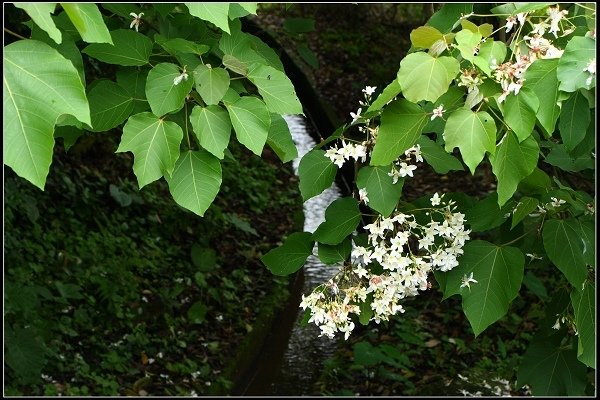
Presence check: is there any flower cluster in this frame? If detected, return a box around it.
[300,193,471,339]
[388,144,423,183]
[492,5,579,103]
[324,140,368,168]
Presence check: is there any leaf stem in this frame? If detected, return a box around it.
[4,28,27,40]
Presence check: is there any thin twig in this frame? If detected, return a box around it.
[4,27,27,40]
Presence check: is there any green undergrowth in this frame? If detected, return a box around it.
[4,134,303,396]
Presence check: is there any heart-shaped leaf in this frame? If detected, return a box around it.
[117,112,183,188]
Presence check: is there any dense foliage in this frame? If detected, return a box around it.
[3,2,596,397]
[260,3,595,396]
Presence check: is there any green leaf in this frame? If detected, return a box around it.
[189,105,231,159]
[185,3,230,33]
[465,192,511,232]
[191,244,217,272]
[82,29,152,66]
[187,301,208,324]
[87,80,134,132]
[247,63,303,115]
[261,232,314,276]
[297,43,319,69]
[246,34,286,72]
[501,87,539,142]
[489,132,539,207]
[155,35,210,56]
[443,109,496,174]
[524,59,560,135]
[193,64,230,105]
[455,29,482,63]
[298,149,337,201]
[29,26,85,85]
[166,150,222,217]
[367,79,401,113]
[370,99,429,166]
[3,40,90,190]
[60,3,112,44]
[521,166,554,194]
[511,196,539,229]
[283,17,315,34]
[571,282,596,369]
[410,26,443,48]
[55,125,84,151]
[473,39,507,76]
[225,96,271,155]
[522,271,548,300]
[14,3,61,44]
[578,219,595,268]
[318,237,352,265]
[441,240,524,336]
[543,219,588,288]
[358,298,374,325]
[228,3,257,19]
[417,135,464,174]
[5,326,47,384]
[313,197,361,245]
[117,112,183,188]
[557,36,596,92]
[223,212,259,236]
[219,22,267,69]
[100,3,139,18]
[397,52,459,103]
[545,144,594,172]
[571,282,595,368]
[145,63,194,117]
[512,3,556,14]
[518,336,587,396]
[222,54,248,76]
[559,91,590,151]
[356,165,404,217]
[116,69,149,114]
[426,3,473,33]
[266,113,298,163]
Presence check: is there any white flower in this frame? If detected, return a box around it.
[430,192,442,206]
[387,168,401,184]
[505,16,517,33]
[398,162,417,178]
[516,12,527,26]
[526,253,543,261]
[547,6,568,38]
[129,12,144,32]
[173,67,188,86]
[550,196,566,208]
[460,272,478,291]
[404,144,423,162]
[359,188,369,204]
[431,104,445,120]
[350,107,362,124]
[552,318,561,330]
[362,86,377,96]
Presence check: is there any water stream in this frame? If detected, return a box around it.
[266,115,343,395]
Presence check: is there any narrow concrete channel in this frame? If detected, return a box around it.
[234,115,342,395]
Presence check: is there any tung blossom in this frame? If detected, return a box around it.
[431,104,445,121]
[129,12,144,32]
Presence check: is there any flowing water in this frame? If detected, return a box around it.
[266,115,343,395]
